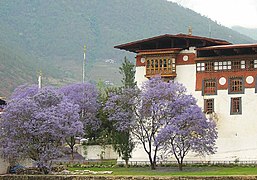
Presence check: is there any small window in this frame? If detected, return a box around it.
[254,60,257,68]
[168,59,171,69]
[230,97,242,115]
[227,61,232,69]
[214,62,218,71]
[204,99,214,114]
[160,59,163,69]
[151,60,154,68]
[197,63,205,72]
[203,79,217,95]
[205,62,214,72]
[241,60,245,69]
[248,60,254,69]
[222,61,227,70]
[229,77,244,94]
[249,60,257,69]
[163,59,167,67]
[232,61,241,70]
[218,61,223,70]
[147,60,150,68]
[155,59,158,68]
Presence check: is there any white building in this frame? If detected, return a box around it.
[115,33,257,162]
[0,98,8,174]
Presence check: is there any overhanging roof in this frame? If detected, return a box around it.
[197,44,257,51]
[197,44,257,58]
[115,34,231,53]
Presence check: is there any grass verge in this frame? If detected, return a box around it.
[67,166,257,176]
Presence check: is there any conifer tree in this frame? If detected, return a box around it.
[119,56,137,89]
[111,57,136,167]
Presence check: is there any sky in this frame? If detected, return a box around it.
[168,0,257,28]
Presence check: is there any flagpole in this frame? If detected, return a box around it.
[82,45,86,118]
[82,45,86,83]
[38,70,42,89]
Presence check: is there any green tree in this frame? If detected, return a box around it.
[112,57,136,167]
[119,57,137,89]
[95,84,119,146]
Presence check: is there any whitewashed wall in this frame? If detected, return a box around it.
[135,66,148,88]
[132,50,257,162]
[77,145,118,160]
[0,156,8,174]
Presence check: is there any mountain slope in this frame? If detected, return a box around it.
[0,45,36,97]
[0,0,255,97]
[231,26,257,41]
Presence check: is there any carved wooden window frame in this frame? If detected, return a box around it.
[230,97,242,115]
[204,99,214,114]
[202,79,217,95]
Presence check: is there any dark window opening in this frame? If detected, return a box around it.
[203,79,217,95]
[204,99,214,114]
[229,77,244,94]
[231,97,242,115]
[232,61,241,70]
[205,62,214,72]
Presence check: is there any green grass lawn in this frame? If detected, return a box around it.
[67,166,257,176]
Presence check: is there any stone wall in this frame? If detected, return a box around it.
[1,175,257,180]
[0,157,8,175]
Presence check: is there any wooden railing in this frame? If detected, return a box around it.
[146,68,176,77]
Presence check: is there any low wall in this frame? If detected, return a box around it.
[77,145,118,160]
[0,157,8,175]
[1,175,257,180]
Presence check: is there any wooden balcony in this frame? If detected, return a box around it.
[146,55,177,78]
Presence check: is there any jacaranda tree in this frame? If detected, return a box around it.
[156,104,217,171]
[105,77,217,170]
[60,83,100,158]
[0,85,83,173]
[106,77,178,169]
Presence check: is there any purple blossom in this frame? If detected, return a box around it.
[156,104,218,171]
[60,83,100,130]
[105,77,191,169]
[10,84,38,100]
[105,77,217,170]
[0,85,83,172]
[104,88,137,132]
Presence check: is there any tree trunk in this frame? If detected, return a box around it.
[71,146,74,161]
[150,162,156,170]
[148,154,156,170]
[178,162,183,171]
[125,159,129,168]
[174,153,184,171]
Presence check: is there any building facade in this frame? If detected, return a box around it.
[115,34,257,162]
[0,98,8,174]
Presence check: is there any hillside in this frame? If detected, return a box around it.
[0,0,255,97]
[231,26,257,41]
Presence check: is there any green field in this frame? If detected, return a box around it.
[67,166,257,176]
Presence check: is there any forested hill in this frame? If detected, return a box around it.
[0,0,255,97]
[232,26,257,41]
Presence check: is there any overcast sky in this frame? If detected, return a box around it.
[168,0,257,28]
